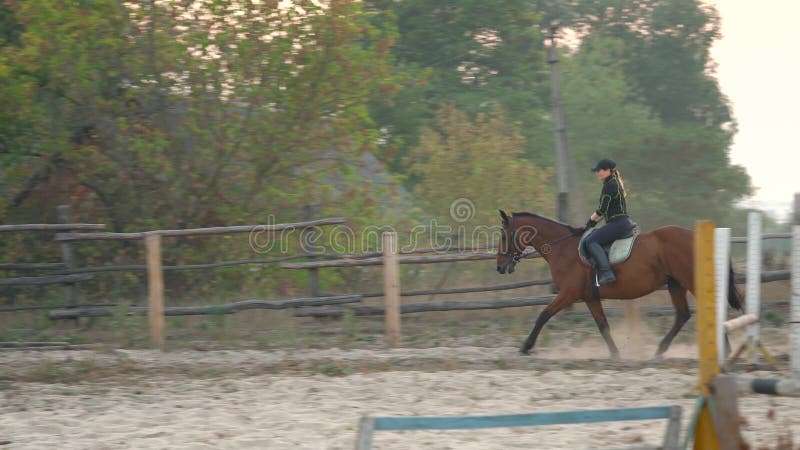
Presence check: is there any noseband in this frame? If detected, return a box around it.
[504,215,524,262]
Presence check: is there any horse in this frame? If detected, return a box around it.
[495,210,742,358]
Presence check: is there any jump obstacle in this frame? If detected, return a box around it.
[355,406,682,450]
[714,212,800,368]
[689,219,800,449]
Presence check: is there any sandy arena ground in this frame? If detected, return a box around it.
[1,342,799,450]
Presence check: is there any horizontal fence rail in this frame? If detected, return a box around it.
[294,295,557,318]
[733,270,790,284]
[335,244,497,260]
[48,295,364,320]
[344,278,555,299]
[730,232,792,243]
[0,273,93,286]
[0,263,66,271]
[33,247,499,276]
[54,217,348,241]
[0,303,117,313]
[49,255,336,275]
[0,223,105,232]
[281,251,539,269]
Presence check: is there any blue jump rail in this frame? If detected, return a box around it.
[355,405,682,450]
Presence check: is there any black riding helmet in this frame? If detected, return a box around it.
[591,158,616,172]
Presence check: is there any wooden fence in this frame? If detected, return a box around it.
[1,205,797,350]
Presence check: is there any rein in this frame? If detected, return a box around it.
[544,231,577,249]
[506,214,577,259]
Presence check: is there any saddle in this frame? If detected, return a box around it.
[578,224,640,266]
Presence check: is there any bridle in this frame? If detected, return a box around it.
[503,214,524,263]
[504,214,578,261]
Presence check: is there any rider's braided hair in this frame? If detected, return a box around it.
[612,168,627,198]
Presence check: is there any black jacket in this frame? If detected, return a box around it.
[595,175,628,222]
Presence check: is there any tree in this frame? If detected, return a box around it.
[407,104,553,233]
[559,36,661,215]
[0,0,398,299]
[538,0,732,128]
[556,34,750,229]
[1,0,394,226]
[615,125,751,229]
[366,0,551,175]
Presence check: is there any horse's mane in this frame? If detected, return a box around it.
[512,212,583,235]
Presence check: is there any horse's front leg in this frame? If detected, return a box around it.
[585,297,620,359]
[520,293,577,355]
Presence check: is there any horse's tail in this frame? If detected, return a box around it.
[728,262,743,311]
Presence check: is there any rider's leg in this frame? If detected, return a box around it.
[584,219,631,286]
[587,240,616,285]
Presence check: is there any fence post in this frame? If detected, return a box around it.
[56,205,78,310]
[746,212,762,364]
[383,232,401,347]
[145,232,165,350]
[791,225,800,381]
[302,205,320,297]
[714,227,731,367]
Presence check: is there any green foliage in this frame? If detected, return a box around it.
[543,0,732,127]
[620,125,750,229]
[408,104,553,229]
[1,0,399,300]
[367,0,550,173]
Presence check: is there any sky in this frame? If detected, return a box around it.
[707,0,799,222]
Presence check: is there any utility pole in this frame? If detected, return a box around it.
[547,23,583,224]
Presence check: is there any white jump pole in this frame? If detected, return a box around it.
[746,212,762,364]
[791,225,800,380]
[715,227,731,367]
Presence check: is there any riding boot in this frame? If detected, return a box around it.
[587,242,617,286]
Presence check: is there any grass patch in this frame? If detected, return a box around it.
[312,363,355,377]
[764,310,785,326]
[493,358,510,369]
[341,310,359,339]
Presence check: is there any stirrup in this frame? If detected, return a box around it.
[595,270,616,287]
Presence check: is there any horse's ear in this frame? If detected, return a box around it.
[499,210,509,224]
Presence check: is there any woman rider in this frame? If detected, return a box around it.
[583,158,635,286]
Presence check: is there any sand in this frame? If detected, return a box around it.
[1,344,799,449]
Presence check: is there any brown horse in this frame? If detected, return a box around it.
[496,210,742,358]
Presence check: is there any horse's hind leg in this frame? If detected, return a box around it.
[655,277,691,358]
[585,298,620,359]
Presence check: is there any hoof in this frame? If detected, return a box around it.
[610,352,621,360]
[652,352,665,361]
[519,348,531,356]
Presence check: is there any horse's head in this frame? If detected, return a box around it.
[497,210,527,274]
